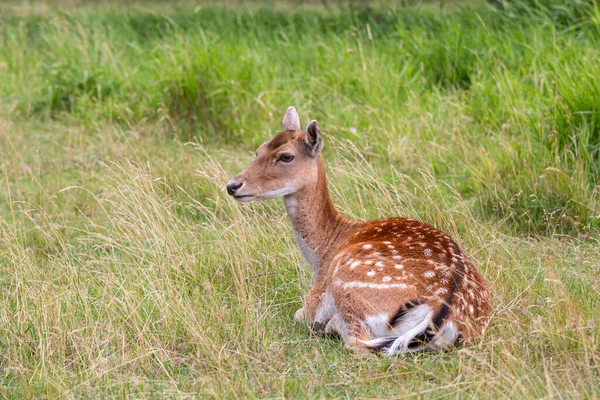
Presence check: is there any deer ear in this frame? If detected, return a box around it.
[305,120,323,157]
[282,106,301,131]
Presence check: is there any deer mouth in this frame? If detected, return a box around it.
[232,194,256,202]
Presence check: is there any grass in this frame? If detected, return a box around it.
[0,0,599,398]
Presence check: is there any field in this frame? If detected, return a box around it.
[0,0,599,397]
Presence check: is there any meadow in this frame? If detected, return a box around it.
[0,0,599,397]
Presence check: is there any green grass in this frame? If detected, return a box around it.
[0,1,599,398]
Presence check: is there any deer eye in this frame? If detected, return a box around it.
[278,153,294,163]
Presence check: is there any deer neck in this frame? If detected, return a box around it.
[283,158,351,274]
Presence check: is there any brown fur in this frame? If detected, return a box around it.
[227,107,491,353]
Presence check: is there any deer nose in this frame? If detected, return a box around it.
[226,181,243,196]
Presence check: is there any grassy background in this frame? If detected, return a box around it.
[0,0,599,398]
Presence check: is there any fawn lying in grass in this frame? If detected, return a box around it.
[227,106,491,354]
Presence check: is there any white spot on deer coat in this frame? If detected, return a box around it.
[339,281,408,290]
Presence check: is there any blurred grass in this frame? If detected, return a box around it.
[0,0,599,398]
[1,0,599,234]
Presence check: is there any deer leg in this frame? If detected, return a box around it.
[295,284,336,334]
[294,282,325,323]
[293,307,307,323]
[324,313,346,339]
[325,313,370,354]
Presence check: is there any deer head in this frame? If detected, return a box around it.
[226,106,323,201]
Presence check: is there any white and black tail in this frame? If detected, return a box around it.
[361,300,459,355]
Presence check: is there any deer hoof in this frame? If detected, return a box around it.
[294,307,306,323]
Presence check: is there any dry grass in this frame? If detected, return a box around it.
[0,118,598,398]
[0,1,599,397]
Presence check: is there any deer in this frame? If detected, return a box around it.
[226,106,491,355]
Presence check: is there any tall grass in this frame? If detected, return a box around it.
[0,1,599,397]
[1,1,599,234]
[1,122,598,397]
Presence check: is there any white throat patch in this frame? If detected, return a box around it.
[284,196,320,273]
